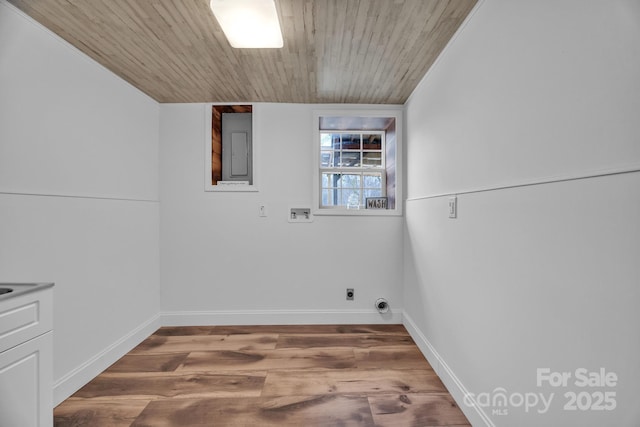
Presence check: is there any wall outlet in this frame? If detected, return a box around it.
[346,288,354,300]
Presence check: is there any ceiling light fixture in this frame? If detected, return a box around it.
[210,0,283,48]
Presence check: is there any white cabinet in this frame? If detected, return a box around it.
[0,332,52,427]
[0,284,53,427]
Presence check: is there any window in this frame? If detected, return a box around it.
[320,131,386,208]
[313,110,402,215]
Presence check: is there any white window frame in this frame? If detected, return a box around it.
[320,130,387,209]
[312,109,403,216]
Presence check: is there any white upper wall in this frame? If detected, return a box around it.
[406,0,640,198]
[0,1,159,200]
[0,0,160,404]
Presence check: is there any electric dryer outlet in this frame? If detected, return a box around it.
[346,288,354,300]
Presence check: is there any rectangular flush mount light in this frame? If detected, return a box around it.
[210,0,283,48]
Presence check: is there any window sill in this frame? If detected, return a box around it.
[312,208,402,217]
[205,185,259,192]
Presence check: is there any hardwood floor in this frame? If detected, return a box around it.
[54,325,470,427]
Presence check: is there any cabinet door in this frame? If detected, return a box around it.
[0,289,53,354]
[0,331,52,427]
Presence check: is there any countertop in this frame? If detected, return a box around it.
[0,282,54,300]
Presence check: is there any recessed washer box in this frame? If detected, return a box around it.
[289,207,313,223]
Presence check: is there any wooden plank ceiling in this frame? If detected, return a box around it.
[8,0,477,104]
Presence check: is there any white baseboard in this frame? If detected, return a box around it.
[161,308,403,326]
[402,312,494,427]
[53,314,161,406]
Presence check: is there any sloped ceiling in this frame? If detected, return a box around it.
[8,0,477,104]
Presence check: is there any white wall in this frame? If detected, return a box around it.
[160,103,404,324]
[0,1,160,404]
[404,1,640,426]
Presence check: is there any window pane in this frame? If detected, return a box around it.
[321,133,333,148]
[342,189,361,206]
[363,174,382,188]
[340,152,361,167]
[362,152,382,167]
[322,173,341,187]
[341,174,361,188]
[364,188,383,198]
[321,152,333,167]
[332,152,341,167]
[322,189,339,206]
[363,134,382,150]
[341,134,361,150]
[332,135,341,149]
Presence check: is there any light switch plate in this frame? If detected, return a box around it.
[448,196,457,219]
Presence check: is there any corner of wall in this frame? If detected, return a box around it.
[403,312,494,427]
[53,314,161,406]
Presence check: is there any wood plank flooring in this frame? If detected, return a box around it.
[54,325,470,427]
